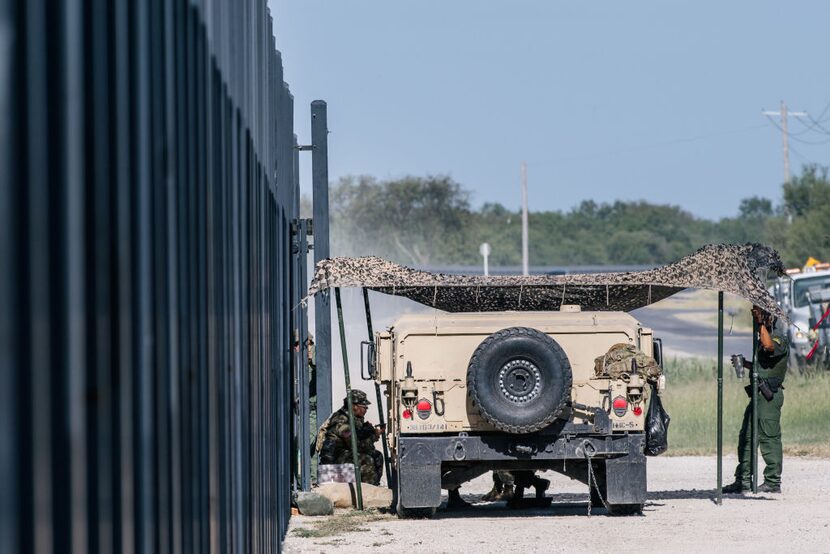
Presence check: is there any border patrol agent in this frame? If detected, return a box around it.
[725,306,788,494]
[317,390,384,485]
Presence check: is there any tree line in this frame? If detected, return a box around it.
[301,165,830,269]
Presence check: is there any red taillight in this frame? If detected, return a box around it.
[612,396,627,417]
[402,409,412,419]
[416,399,432,420]
[633,406,643,416]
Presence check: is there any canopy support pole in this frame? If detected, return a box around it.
[335,287,364,509]
[717,291,724,505]
[751,319,759,494]
[362,288,394,489]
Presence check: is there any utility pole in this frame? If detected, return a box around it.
[521,161,529,276]
[762,100,808,184]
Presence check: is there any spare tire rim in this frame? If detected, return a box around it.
[498,358,542,403]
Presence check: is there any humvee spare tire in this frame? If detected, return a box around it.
[467,327,572,434]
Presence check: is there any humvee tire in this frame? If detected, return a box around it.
[468,327,572,434]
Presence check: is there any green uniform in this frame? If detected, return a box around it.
[735,329,788,487]
[317,391,383,485]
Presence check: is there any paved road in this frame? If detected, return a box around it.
[341,289,752,360]
[633,305,752,359]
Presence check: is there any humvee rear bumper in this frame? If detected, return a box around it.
[397,433,646,510]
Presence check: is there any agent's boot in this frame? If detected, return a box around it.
[533,477,550,499]
[722,481,748,494]
[481,482,503,502]
[758,482,781,493]
[447,488,471,510]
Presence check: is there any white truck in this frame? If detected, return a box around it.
[770,265,830,371]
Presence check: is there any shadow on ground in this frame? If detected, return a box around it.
[647,488,777,502]
[430,489,775,518]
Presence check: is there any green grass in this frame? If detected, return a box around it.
[661,357,830,457]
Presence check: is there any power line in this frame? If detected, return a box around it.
[764,115,830,144]
[791,101,830,134]
[806,114,830,136]
[788,144,815,166]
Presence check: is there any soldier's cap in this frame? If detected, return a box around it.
[344,389,371,407]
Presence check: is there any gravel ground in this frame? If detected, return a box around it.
[284,456,830,553]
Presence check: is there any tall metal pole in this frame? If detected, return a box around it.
[312,100,332,422]
[362,288,393,489]
[521,161,529,276]
[781,101,790,185]
[717,292,724,505]
[335,288,364,510]
[751,319,759,493]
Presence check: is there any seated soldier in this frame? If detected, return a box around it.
[317,390,385,485]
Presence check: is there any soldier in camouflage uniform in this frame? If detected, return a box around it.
[307,334,318,481]
[724,306,789,494]
[317,390,384,485]
[482,471,514,501]
[482,471,549,503]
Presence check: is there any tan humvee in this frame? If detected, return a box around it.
[372,306,664,517]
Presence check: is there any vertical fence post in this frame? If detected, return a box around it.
[717,291,724,505]
[5,0,302,548]
[311,100,332,424]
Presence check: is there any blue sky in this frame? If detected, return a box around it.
[270,0,830,219]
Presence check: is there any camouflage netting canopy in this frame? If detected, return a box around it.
[307,243,787,319]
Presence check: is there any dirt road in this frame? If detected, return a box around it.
[284,456,830,553]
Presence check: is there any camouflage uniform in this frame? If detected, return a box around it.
[481,471,516,501]
[493,471,514,488]
[317,390,384,485]
[307,336,317,480]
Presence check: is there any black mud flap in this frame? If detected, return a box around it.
[602,448,647,506]
[398,442,442,509]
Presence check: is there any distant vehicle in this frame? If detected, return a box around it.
[770,263,830,372]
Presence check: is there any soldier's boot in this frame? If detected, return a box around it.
[533,477,550,499]
[498,484,515,502]
[722,481,748,494]
[481,482,503,502]
[446,488,471,510]
[758,482,781,493]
